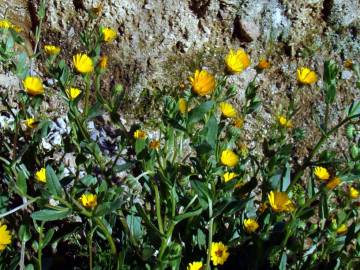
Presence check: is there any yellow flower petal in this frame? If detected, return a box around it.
[44,45,61,55]
[79,193,98,209]
[221,149,239,167]
[178,98,187,114]
[187,261,203,270]
[297,67,318,84]
[35,168,46,183]
[23,76,44,96]
[101,27,117,42]
[219,102,237,118]
[225,48,250,74]
[349,187,359,199]
[314,167,330,181]
[223,172,238,183]
[210,242,229,266]
[65,87,82,101]
[73,53,94,74]
[189,69,216,96]
[0,224,12,251]
[134,129,146,139]
[268,191,295,213]
[243,218,259,233]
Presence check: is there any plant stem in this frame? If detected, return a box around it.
[153,181,164,234]
[206,199,214,270]
[0,198,38,218]
[94,217,117,255]
[38,222,44,270]
[88,221,94,270]
[84,74,91,116]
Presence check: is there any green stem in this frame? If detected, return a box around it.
[206,200,214,270]
[158,222,175,260]
[38,222,44,270]
[153,181,164,234]
[84,74,91,116]
[287,115,358,192]
[94,217,117,255]
[88,221,95,270]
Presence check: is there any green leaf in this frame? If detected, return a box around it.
[205,115,218,148]
[188,101,215,124]
[173,207,203,224]
[16,169,27,195]
[279,251,287,270]
[190,180,211,208]
[42,228,55,248]
[323,60,338,104]
[80,175,97,187]
[135,204,161,237]
[46,165,62,196]
[135,139,146,155]
[31,208,71,221]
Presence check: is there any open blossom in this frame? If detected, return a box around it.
[73,53,94,74]
[268,191,295,213]
[23,76,44,96]
[80,193,98,209]
[349,187,359,199]
[314,166,330,181]
[189,70,216,96]
[225,48,250,74]
[101,27,117,42]
[149,140,160,149]
[336,224,348,235]
[44,45,61,55]
[25,118,37,129]
[257,59,271,70]
[211,242,229,266]
[219,102,237,118]
[223,172,238,183]
[221,149,239,167]
[35,168,46,183]
[134,129,146,139]
[65,87,82,101]
[187,261,203,270]
[297,67,317,84]
[278,115,293,128]
[0,224,11,251]
[243,218,259,233]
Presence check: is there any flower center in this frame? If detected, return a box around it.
[215,249,223,257]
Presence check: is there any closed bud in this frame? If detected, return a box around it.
[350,145,359,160]
[345,124,355,140]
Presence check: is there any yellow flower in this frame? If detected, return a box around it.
[268,191,295,213]
[233,117,244,128]
[223,172,238,183]
[225,48,250,74]
[297,67,318,85]
[221,149,239,167]
[278,115,293,128]
[23,76,44,96]
[189,70,216,96]
[314,167,330,181]
[211,242,229,266]
[0,224,11,251]
[35,168,46,183]
[349,187,359,199]
[257,59,271,70]
[243,218,259,233]
[326,176,341,190]
[65,87,81,101]
[25,118,37,129]
[79,193,98,209]
[73,53,94,74]
[344,60,353,69]
[149,140,160,149]
[134,129,146,139]
[99,56,108,69]
[101,27,117,42]
[336,224,348,235]
[0,20,12,29]
[219,102,237,118]
[44,45,61,55]
[178,98,187,114]
[187,261,203,270]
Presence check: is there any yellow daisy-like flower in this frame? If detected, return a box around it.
[149,140,160,149]
[326,176,341,190]
[73,53,94,74]
[25,118,37,129]
[297,67,318,85]
[99,56,108,69]
[65,87,82,101]
[336,224,348,235]
[178,98,187,114]
[223,172,238,183]
[0,224,11,251]
[257,59,271,70]
[23,76,44,96]
[314,166,330,181]
[225,48,250,74]
[189,70,216,96]
[211,242,230,266]
[343,60,353,69]
[349,187,359,199]
[268,191,295,213]
[219,102,237,118]
[278,115,293,128]
[35,168,46,183]
[134,129,146,139]
[101,27,117,42]
[0,19,12,29]
[187,261,203,270]
[243,218,259,233]
[44,45,61,55]
[79,193,98,209]
[221,149,239,167]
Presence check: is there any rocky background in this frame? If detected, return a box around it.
[0,0,359,160]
